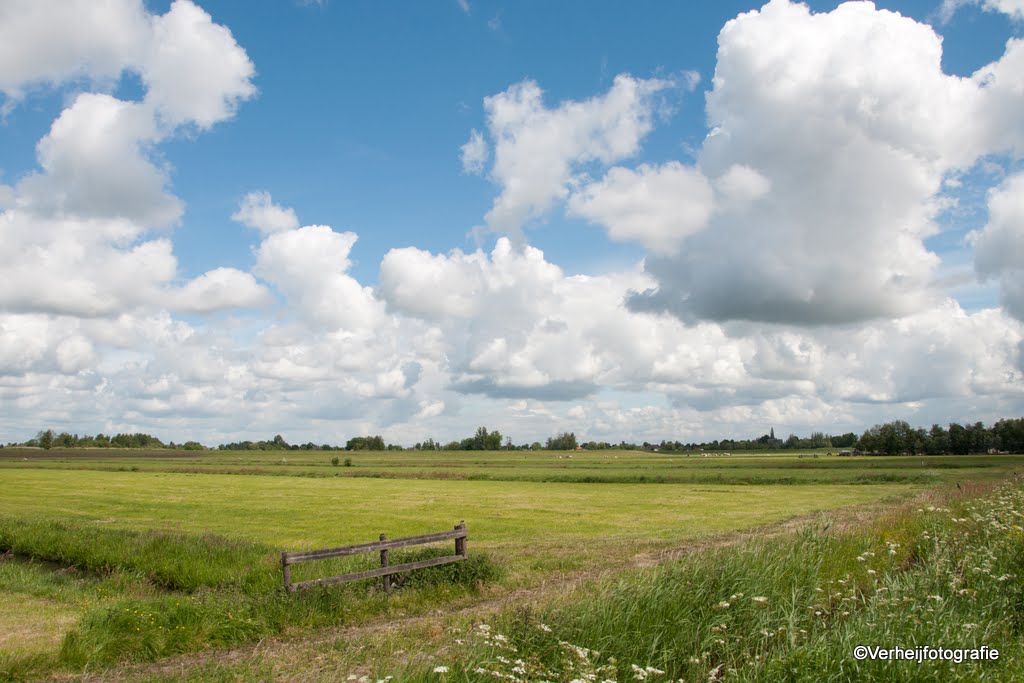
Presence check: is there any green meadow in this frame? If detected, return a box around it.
[1,450,1022,680]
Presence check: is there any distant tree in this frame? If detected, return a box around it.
[948,423,970,455]
[993,418,1024,452]
[345,435,385,451]
[546,432,577,450]
[55,432,76,448]
[966,422,992,454]
[808,431,831,448]
[38,429,54,450]
[922,425,947,455]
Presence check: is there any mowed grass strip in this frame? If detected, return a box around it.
[0,469,919,575]
[4,449,1023,485]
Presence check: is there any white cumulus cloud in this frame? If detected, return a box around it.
[568,162,714,254]
[232,191,300,234]
[476,74,672,237]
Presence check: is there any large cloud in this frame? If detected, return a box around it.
[16,93,181,229]
[255,225,385,332]
[568,162,714,254]
[143,0,256,129]
[0,0,259,319]
[0,0,149,98]
[974,172,1024,320]
[624,0,992,325]
[469,74,672,238]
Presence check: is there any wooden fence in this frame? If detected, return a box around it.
[281,522,467,593]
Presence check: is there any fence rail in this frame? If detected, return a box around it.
[281,522,467,593]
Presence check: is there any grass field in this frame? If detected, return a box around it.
[2,447,1020,485]
[1,449,1022,680]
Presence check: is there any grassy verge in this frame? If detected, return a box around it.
[59,550,498,669]
[0,515,278,593]
[409,480,1024,681]
[0,516,499,679]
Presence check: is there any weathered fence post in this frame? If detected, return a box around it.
[455,521,466,557]
[282,552,292,592]
[380,533,391,594]
[281,524,469,592]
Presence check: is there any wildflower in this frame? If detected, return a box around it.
[433,666,449,674]
[539,623,552,633]
[717,601,730,609]
[751,596,768,604]
[867,569,877,575]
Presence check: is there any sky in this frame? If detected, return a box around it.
[1,0,1024,447]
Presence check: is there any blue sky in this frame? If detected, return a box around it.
[1,0,1023,446]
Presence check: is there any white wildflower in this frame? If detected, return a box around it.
[433,666,449,674]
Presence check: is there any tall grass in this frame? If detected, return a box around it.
[59,548,500,668]
[0,515,501,672]
[410,481,1024,681]
[0,515,277,592]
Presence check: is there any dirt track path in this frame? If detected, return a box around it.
[58,490,938,682]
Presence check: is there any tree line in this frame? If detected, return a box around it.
[9,418,1024,454]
